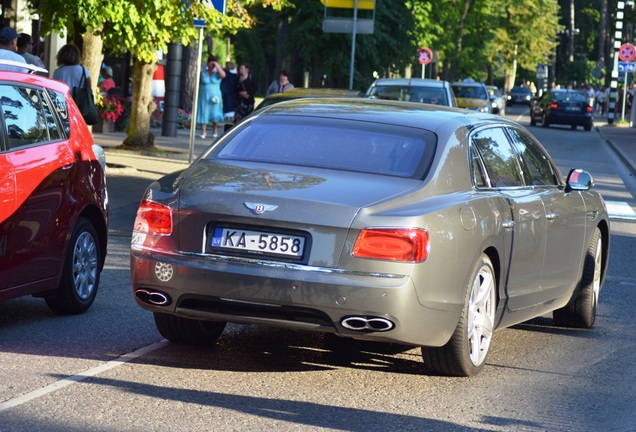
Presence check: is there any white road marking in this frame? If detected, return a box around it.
[605,200,636,221]
[0,340,168,412]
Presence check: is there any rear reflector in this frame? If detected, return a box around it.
[134,199,173,235]
[352,228,429,262]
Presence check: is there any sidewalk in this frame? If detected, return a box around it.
[97,127,211,177]
[596,123,636,178]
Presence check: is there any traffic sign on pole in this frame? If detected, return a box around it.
[619,43,636,62]
[418,47,433,65]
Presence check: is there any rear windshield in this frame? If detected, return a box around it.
[367,85,450,106]
[452,85,488,99]
[552,91,587,102]
[210,116,437,179]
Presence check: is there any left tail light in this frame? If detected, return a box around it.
[352,228,429,262]
[134,199,173,235]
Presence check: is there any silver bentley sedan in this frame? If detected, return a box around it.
[131,99,610,377]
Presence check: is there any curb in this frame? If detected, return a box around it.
[597,126,636,178]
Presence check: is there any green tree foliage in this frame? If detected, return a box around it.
[29,0,289,148]
[233,0,415,92]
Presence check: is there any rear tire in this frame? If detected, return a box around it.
[154,312,227,344]
[584,121,593,131]
[422,254,496,377]
[46,217,101,315]
[553,228,602,328]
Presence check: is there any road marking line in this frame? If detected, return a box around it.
[605,200,636,220]
[0,340,168,412]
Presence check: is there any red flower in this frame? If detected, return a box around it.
[97,95,124,122]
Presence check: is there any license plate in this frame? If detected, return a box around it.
[210,227,305,258]
[564,106,579,111]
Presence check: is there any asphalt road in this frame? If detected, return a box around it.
[1,105,635,431]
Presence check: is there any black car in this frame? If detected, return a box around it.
[530,89,594,131]
[507,86,533,106]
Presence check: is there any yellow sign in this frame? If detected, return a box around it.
[320,0,375,10]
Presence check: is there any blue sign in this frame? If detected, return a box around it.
[618,62,636,73]
[211,0,226,13]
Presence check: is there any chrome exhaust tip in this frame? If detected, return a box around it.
[340,316,395,332]
[135,289,172,306]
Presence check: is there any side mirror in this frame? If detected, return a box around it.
[565,168,593,192]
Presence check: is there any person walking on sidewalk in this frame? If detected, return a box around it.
[0,27,28,72]
[196,55,226,139]
[266,69,294,96]
[234,63,257,124]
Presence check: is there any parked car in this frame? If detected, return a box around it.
[131,98,609,377]
[366,78,457,107]
[255,87,363,110]
[0,62,109,314]
[507,86,533,106]
[530,88,594,131]
[451,82,492,112]
[487,85,506,115]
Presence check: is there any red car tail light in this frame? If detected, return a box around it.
[134,199,173,235]
[550,102,558,109]
[352,228,429,262]
[586,105,593,113]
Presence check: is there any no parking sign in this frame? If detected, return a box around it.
[619,43,636,62]
[418,47,433,65]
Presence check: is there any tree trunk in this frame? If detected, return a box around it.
[123,61,157,149]
[181,43,197,112]
[81,32,103,100]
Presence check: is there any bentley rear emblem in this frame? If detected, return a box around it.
[244,202,278,215]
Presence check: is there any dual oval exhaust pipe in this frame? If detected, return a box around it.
[340,316,395,332]
[135,289,172,306]
[135,290,394,333]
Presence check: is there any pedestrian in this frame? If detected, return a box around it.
[196,55,226,139]
[234,63,257,124]
[221,61,238,121]
[0,27,28,72]
[52,44,91,91]
[585,85,595,108]
[595,85,606,114]
[16,33,44,68]
[266,69,294,96]
[98,65,116,96]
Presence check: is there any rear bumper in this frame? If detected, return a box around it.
[130,246,463,347]
[547,112,593,126]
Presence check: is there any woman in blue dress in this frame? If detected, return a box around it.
[197,55,226,138]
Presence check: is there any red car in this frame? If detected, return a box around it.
[0,63,108,314]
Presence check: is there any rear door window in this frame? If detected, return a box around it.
[472,127,524,188]
[0,85,49,150]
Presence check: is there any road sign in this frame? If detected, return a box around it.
[536,64,548,79]
[418,47,433,65]
[320,0,375,10]
[619,43,636,62]
[618,62,636,73]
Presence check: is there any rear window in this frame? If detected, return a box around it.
[452,85,487,99]
[211,116,437,179]
[368,85,450,106]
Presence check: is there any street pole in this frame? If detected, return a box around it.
[348,0,358,90]
[189,25,205,164]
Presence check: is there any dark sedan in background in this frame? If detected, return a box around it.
[131,99,609,377]
[507,86,533,106]
[530,89,594,131]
